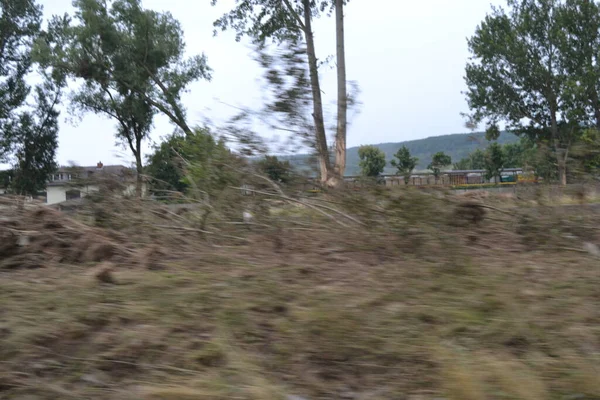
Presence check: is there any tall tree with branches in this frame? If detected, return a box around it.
[464,0,600,185]
[35,0,211,194]
[212,0,350,185]
[1,0,62,196]
[0,0,42,153]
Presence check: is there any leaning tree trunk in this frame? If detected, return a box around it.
[332,0,347,185]
[302,0,331,184]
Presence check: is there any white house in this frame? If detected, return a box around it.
[46,162,145,205]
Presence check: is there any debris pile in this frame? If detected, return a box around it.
[0,200,130,269]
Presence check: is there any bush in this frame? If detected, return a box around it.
[256,155,293,184]
[358,145,386,177]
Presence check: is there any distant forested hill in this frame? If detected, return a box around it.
[281,131,519,176]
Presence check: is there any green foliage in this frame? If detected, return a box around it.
[0,169,12,193]
[427,151,452,179]
[11,84,60,196]
[503,141,526,168]
[181,129,241,196]
[256,156,293,184]
[0,0,43,159]
[558,0,600,128]
[146,127,241,200]
[36,0,211,136]
[504,137,558,181]
[453,148,486,170]
[484,142,505,182]
[464,0,600,183]
[571,128,600,177]
[580,129,600,174]
[390,145,418,183]
[211,0,343,44]
[465,0,564,136]
[145,134,188,194]
[455,137,562,181]
[485,124,501,141]
[358,145,386,177]
[1,0,62,196]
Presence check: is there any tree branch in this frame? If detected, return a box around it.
[137,63,192,134]
[33,87,61,138]
[281,0,306,31]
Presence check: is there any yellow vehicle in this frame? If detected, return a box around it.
[517,172,537,183]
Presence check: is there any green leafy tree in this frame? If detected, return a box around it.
[10,82,61,196]
[428,152,452,182]
[453,148,486,170]
[557,0,600,130]
[484,142,505,183]
[358,145,386,177]
[181,129,243,201]
[254,41,315,152]
[257,156,293,184]
[0,169,12,189]
[145,134,188,195]
[35,0,211,194]
[571,128,600,177]
[390,145,418,184]
[464,0,593,185]
[1,0,62,196]
[503,141,526,168]
[145,128,239,198]
[146,128,244,228]
[452,157,471,171]
[1,0,42,156]
[212,0,350,185]
[39,0,211,135]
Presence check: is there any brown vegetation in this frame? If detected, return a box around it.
[0,186,599,399]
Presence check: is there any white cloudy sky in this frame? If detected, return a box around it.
[40,0,503,167]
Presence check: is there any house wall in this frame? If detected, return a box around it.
[46,185,101,205]
[47,186,67,204]
[45,183,146,205]
[123,183,148,197]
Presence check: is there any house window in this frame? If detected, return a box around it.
[66,189,81,200]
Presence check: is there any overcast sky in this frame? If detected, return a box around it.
[40,0,503,167]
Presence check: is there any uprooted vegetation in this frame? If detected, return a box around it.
[0,184,599,400]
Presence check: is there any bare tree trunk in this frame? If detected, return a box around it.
[135,139,143,198]
[332,0,347,184]
[591,90,600,130]
[550,104,567,186]
[302,0,331,184]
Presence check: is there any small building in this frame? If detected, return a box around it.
[46,162,145,205]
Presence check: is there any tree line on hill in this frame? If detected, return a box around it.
[355,144,500,183]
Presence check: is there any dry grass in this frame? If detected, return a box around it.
[0,187,599,399]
